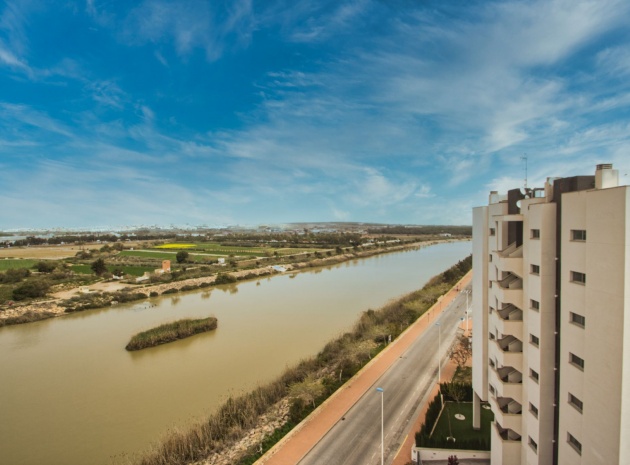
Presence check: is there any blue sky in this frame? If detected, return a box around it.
[2,0,630,229]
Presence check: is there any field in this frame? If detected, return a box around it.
[152,242,319,258]
[71,264,156,276]
[119,250,213,262]
[0,259,37,271]
[154,243,196,249]
[432,402,493,442]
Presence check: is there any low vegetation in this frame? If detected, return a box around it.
[128,255,472,465]
[126,317,218,351]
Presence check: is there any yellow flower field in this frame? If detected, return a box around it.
[155,243,196,249]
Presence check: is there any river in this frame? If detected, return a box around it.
[0,241,471,465]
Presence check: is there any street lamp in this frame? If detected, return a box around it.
[435,323,441,383]
[376,387,384,465]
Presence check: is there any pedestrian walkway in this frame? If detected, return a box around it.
[257,271,473,465]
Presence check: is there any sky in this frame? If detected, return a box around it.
[1,0,630,230]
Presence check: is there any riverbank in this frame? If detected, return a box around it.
[0,239,466,327]
[127,256,472,465]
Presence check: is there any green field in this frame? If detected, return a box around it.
[432,402,493,442]
[0,259,37,271]
[150,242,319,258]
[119,250,213,262]
[71,264,156,276]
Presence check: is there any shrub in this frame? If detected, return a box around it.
[12,279,51,301]
[215,273,237,285]
[0,268,31,284]
[35,261,57,273]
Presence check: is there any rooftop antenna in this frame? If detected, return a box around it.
[521,154,528,190]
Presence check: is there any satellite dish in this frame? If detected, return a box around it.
[516,200,522,209]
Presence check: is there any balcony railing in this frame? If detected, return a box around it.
[497,242,523,259]
[497,305,523,322]
[498,273,523,290]
[494,421,522,442]
[497,366,522,384]
[496,335,522,353]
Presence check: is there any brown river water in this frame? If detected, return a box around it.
[0,241,470,465]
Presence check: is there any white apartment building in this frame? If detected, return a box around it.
[471,164,630,465]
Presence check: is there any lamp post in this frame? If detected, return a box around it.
[376,387,384,465]
[435,323,441,382]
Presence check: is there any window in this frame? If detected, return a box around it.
[489,384,496,395]
[531,264,540,275]
[530,369,539,383]
[570,312,586,328]
[530,299,540,311]
[528,436,538,453]
[568,393,583,413]
[571,229,586,241]
[531,229,540,239]
[567,433,582,455]
[489,332,496,340]
[489,254,493,262]
[489,358,496,369]
[529,403,539,418]
[490,228,496,236]
[569,352,585,370]
[489,306,494,314]
[530,334,540,347]
[571,271,586,284]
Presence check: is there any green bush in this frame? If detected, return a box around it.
[215,273,237,285]
[0,268,31,284]
[12,279,51,301]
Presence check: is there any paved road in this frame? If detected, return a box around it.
[298,285,471,465]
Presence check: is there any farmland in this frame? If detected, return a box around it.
[0,259,37,271]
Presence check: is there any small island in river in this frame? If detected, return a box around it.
[125,317,218,351]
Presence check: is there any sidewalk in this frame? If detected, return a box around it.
[257,271,472,465]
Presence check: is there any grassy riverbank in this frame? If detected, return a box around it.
[127,255,472,465]
[126,318,218,351]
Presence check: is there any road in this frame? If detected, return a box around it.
[298,285,471,465]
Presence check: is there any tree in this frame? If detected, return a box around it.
[35,261,57,273]
[443,382,467,403]
[176,251,189,263]
[289,375,325,408]
[91,258,108,275]
[449,334,472,369]
[447,455,459,465]
[12,279,51,301]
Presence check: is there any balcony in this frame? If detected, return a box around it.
[494,304,523,336]
[490,365,523,401]
[491,421,522,465]
[492,336,523,372]
[490,396,522,433]
[493,274,523,308]
[494,242,523,275]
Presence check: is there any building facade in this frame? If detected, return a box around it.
[471,164,630,465]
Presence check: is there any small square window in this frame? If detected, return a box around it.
[570,312,585,328]
[569,352,585,370]
[529,403,539,418]
[489,254,493,262]
[489,384,496,395]
[531,229,540,239]
[571,271,586,284]
[568,433,582,455]
[531,264,540,275]
[529,369,539,383]
[490,228,496,236]
[489,358,496,369]
[530,299,540,311]
[568,393,583,413]
[530,334,540,347]
[528,436,538,453]
[571,230,586,241]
